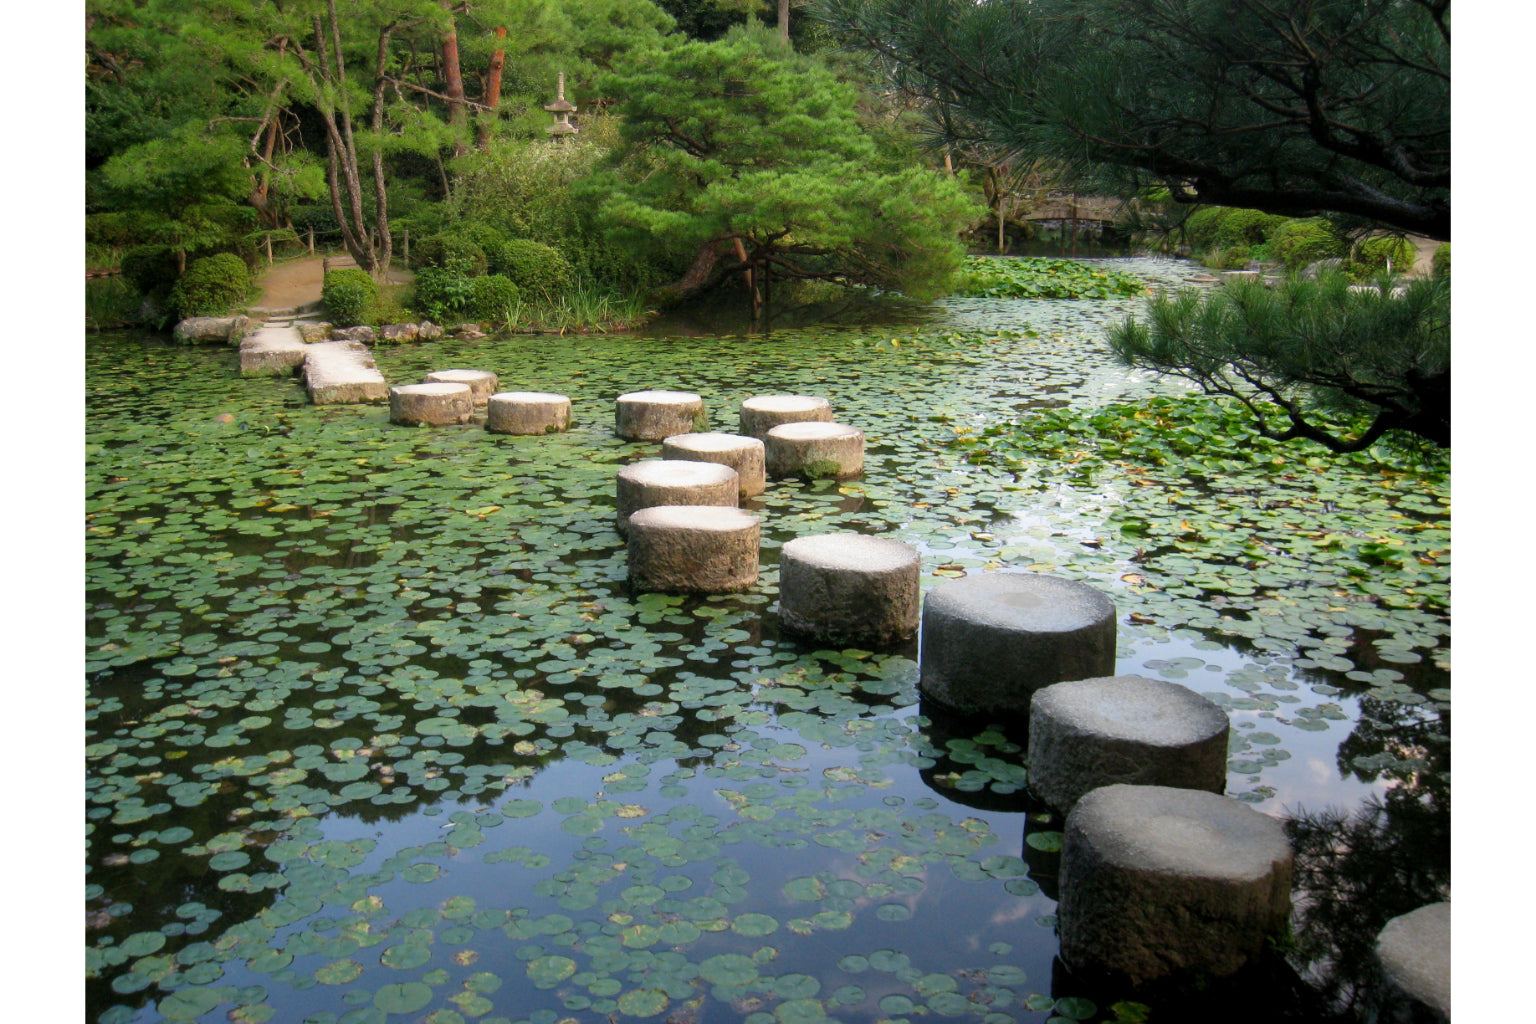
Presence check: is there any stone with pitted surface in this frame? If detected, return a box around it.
[1027,675,1230,815]
[662,432,766,497]
[239,325,309,377]
[615,390,707,441]
[738,394,833,439]
[1374,903,1450,1022]
[764,421,864,480]
[614,460,738,533]
[627,506,760,593]
[426,369,499,404]
[304,340,389,405]
[1058,784,1293,986]
[389,382,473,426]
[779,533,920,645]
[486,392,571,435]
[918,572,1116,718]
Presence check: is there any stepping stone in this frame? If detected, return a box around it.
[765,422,864,480]
[738,394,833,439]
[486,392,571,435]
[615,390,706,441]
[628,506,760,594]
[1374,903,1450,1021]
[779,533,920,646]
[304,340,389,405]
[239,325,308,377]
[389,383,473,426]
[614,460,739,534]
[662,432,766,498]
[1058,784,1293,986]
[426,369,499,405]
[1026,675,1229,815]
[174,316,252,345]
[918,572,1115,718]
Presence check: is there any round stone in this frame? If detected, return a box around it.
[614,460,739,533]
[1374,903,1450,1021]
[764,421,864,480]
[425,368,499,403]
[486,391,572,435]
[662,432,766,497]
[615,390,706,441]
[739,394,833,439]
[917,573,1116,718]
[1027,675,1230,815]
[1058,784,1293,986]
[779,533,920,646]
[389,382,473,426]
[628,506,760,594]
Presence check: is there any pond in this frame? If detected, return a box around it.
[86,257,1449,1024]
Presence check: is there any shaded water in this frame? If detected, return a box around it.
[85,258,1448,1024]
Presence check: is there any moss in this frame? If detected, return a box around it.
[799,458,845,480]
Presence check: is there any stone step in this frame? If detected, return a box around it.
[240,325,309,377]
[304,340,389,405]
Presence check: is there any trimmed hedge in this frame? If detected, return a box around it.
[411,267,476,322]
[487,238,575,298]
[1273,219,1348,271]
[322,268,378,326]
[415,234,488,277]
[170,253,251,318]
[469,275,520,322]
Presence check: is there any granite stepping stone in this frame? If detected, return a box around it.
[662,432,766,497]
[390,382,473,425]
[616,390,706,441]
[739,394,833,440]
[627,506,760,594]
[426,369,499,405]
[764,421,864,480]
[486,392,572,435]
[779,533,920,646]
[614,460,739,534]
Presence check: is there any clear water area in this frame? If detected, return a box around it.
[86,258,1448,1024]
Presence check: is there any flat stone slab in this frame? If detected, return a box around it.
[918,572,1116,718]
[628,505,760,594]
[739,394,833,439]
[486,392,571,435]
[239,325,309,377]
[390,383,473,426]
[615,460,739,533]
[427,369,499,404]
[765,421,864,480]
[1375,902,1450,1021]
[779,533,920,646]
[1059,784,1293,986]
[174,316,252,345]
[616,390,707,441]
[304,340,389,405]
[1027,675,1229,815]
[662,432,766,498]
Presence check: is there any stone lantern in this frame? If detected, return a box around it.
[545,73,577,139]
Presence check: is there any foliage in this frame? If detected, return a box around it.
[410,267,477,323]
[1272,219,1348,272]
[1109,272,1449,451]
[86,277,144,331]
[119,244,181,297]
[169,253,252,319]
[817,0,1449,239]
[1349,236,1417,280]
[1432,243,1450,279]
[415,234,490,278]
[487,239,576,298]
[586,23,980,310]
[950,257,1147,300]
[322,268,380,326]
[469,274,522,322]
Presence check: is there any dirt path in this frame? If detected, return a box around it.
[253,256,413,311]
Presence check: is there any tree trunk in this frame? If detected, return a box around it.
[479,26,506,149]
[441,2,467,156]
[778,0,790,46]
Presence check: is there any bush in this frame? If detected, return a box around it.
[487,238,575,298]
[1215,208,1287,247]
[410,267,476,322]
[169,253,251,318]
[1432,242,1450,279]
[1214,245,1253,270]
[1182,206,1229,250]
[322,268,378,326]
[414,233,488,277]
[469,274,521,323]
[1349,235,1416,279]
[1273,219,1348,271]
[120,244,181,296]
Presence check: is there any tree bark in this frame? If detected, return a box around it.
[479,26,506,149]
[779,0,791,46]
[441,2,467,156]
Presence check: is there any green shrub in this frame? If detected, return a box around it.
[410,267,476,322]
[1273,219,1347,271]
[488,238,575,298]
[414,233,488,277]
[120,245,181,296]
[1212,246,1252,270]
[469,274,521,323]
[169,253,251,318]
[1349,235,1416,279]
[1215,208,1287,247]
[322,268,378,326]
[1183,207,1229,250]
[1432,242,1450,279]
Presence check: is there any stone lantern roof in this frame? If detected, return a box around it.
[545,72,578,137]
